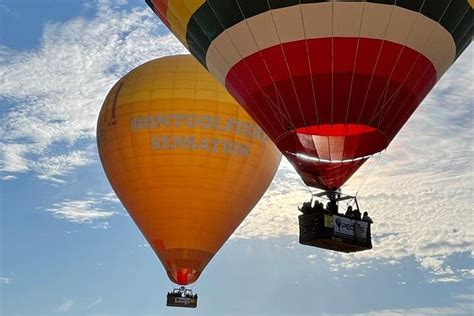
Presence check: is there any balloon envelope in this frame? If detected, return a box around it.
[97,55,281,285]
[147,0,473,190]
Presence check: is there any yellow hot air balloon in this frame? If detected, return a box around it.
[96,55,281,306]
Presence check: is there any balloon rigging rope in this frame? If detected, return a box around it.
[331,0,334,126]
[267,0,309,129]
[230,0,301,133]
[341,0,367,163]
[376,1,464,131]
[356,4,396,126]
[344,0,367,126]
[366,1,425,129]
[298,0,320,126]
[179,3,285,138]
[353,150,385,199]
[202,1,292,136]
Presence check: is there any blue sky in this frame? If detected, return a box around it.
[0,1,473,315]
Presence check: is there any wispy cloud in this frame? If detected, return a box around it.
[45,193,119,228]
[0,0,186,182]
[1,175,17,180]
[87,297,103,309]
[357,301,474,316]
[0,277,12,285]
[53,298,74,313]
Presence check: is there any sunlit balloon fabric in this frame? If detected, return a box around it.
[146,0,473,190]
[97,55,281,285]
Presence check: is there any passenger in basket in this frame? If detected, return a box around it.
[298,201,312,214]
[345,205,354,218]
[313,200,324,213]
[353,208,362,220]
[362,211,373,223]
[327,199,338,214]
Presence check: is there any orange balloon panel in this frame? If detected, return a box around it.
[97,55,281,285]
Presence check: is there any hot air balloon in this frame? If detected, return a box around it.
[146,0,473,252]
[97,55,281,307]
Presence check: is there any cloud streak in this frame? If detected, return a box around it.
[87,297,103,309]
[45,193,119,228]
[0,0,186,182]
[53,298,74,313]
[0,277,12,285]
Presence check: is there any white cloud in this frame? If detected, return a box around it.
[0,1,186,182]
[53,298,74,313]
[45,194,118,227]
[233,159,308,239]
[0,143,30,173]
[234,46,474,280]
[34,151,93,183]
[357,302,474,316]
[0,277,12,285]
[87,297,103,309]
[1,175,17,180]
[459,269,474,279]
[454,294,474,301]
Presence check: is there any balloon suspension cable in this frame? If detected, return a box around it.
[305,184,313,200]
[353,150,385,198]
[306,188,362,210]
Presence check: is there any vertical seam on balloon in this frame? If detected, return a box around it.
[381,20,450,133]
[141,62,153,207]
[375,0,453,131]
[178,4,282,140]
[376,0,452,130]
[126,70,141,189]
[169,5,190,46]
[266,1,309,130]
[232,0,298,131]
[232,1,291,131]
[372,52,432,129]
[148,61,161,209]
[205,2,293,136]
[103,93,110,124]
[111,82,124,121]
[149,0,170,28]
[344,2,367,124]
[382,64,433,138]
[183,58,197,254]
[227,67,283,139]
[298,2,320,127]
[450,6,473,56]
[380,63,433,136]
[343,1,367,162]
[453,14,473,60]
[329,0,334,162]
[169,0,205,49]
[367,1,428,129]
[356,3,396,126]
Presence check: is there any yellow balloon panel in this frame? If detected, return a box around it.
[97,55,281,285]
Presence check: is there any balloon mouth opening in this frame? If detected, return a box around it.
[168,268,200,286]
[296,123,378,137]
[295,152,373,164]
[292,123,388,162]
